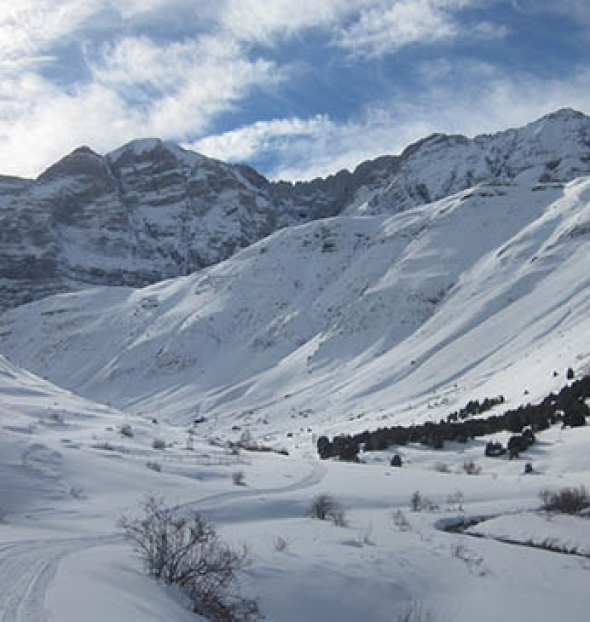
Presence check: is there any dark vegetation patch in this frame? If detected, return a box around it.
[317,374,590,461]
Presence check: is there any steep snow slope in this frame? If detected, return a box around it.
[2,175,589,438]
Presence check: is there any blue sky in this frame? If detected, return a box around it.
[2,1,590,180]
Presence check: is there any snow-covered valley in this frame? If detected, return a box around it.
[2,110,590,621]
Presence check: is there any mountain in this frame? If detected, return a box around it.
[2,108,590,622]
[1,108,590,312]
[1,164,589,436]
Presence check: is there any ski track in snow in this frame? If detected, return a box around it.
[185,459,327,511]
[0,536,121,622]
[0,461,325,621]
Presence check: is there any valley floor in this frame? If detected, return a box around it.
[1,385,590,622]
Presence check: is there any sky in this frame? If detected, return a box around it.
[2,1,590,181]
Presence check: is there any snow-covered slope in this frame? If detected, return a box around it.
[3,109,590,622]
[2,173,589,440]
[2,346,590,622]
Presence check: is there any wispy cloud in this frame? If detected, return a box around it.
[0,1,96,61]
[0,0,588,180]
[333,0,506,58]
[219,0,363,43]
[191,115,335,162]
[207,64,590,181]
[0,1,289,176]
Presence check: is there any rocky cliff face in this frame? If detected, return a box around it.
[0,108,589,311]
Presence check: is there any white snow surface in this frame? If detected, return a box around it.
[1,176,590,437]
[1,352,590,621]
[2,147,590,618]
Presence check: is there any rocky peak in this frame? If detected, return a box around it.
[0,108,589,312]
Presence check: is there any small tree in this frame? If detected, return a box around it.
[391,454,403,467]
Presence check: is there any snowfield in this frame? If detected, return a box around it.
[2,114,590,620]
[1,352,590,621]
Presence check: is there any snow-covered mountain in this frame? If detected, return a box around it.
[1,108,590,312]
[3,109,590,622]
[2,166,589,438]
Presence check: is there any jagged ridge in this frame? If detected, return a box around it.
[0,108,589,312]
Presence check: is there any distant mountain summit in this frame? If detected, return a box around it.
[0,108,589,311]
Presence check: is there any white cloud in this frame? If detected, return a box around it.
[0,3,288,177]
[211,65,590,181]
[333,0,506,58]
[219,0,363,44]
[191,115,335,162]
[93,35,285,137]
[0,1,97,61]
[0,0,588,182]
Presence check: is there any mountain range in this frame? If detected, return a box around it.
[0,108,589,438]
[1,107,589,314]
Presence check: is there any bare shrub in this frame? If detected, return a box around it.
[539,486,590,514]
[146,461,162,473]
[410,492,437,512]
[69,486,86,500]
[410,491,423,512]
[152,438,166,450]
[119,424,134,438]
[307,493,347,526]
[450,542,486,575]
[92,441,115,451]
[359,521,374,545]
[118,496,261,621]
[392,509,411,531]
[462,461,481,475]
[434,462,451,474]
[396,600,437,622]
[0,507,11,524]
[446,491,464,511]
[273,536,289,553]
[232,471,246,486]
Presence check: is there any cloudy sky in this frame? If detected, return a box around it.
[2,1,590,180]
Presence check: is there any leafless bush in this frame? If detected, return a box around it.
[119,424,134,438]
[392,509,411,531]
[434,462,451,474]
[118,496,261,621]
[307,493,347,526]
[152,438,166,450]
[0,507,10,523]
[396,600,438,622]
[450,541,486,575]
[410,492,438,512]
[539,486,590,514]
[146,461,162,473]
[69,486,86,500]
[272,536,289,552]
[232,471,246,486]
[92,441,115,451]
[446,491,464,511]
[462,461,481,475]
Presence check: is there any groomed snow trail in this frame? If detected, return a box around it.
[0,460,325,621]
[0,535,121,622]
[186,460,327,511]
